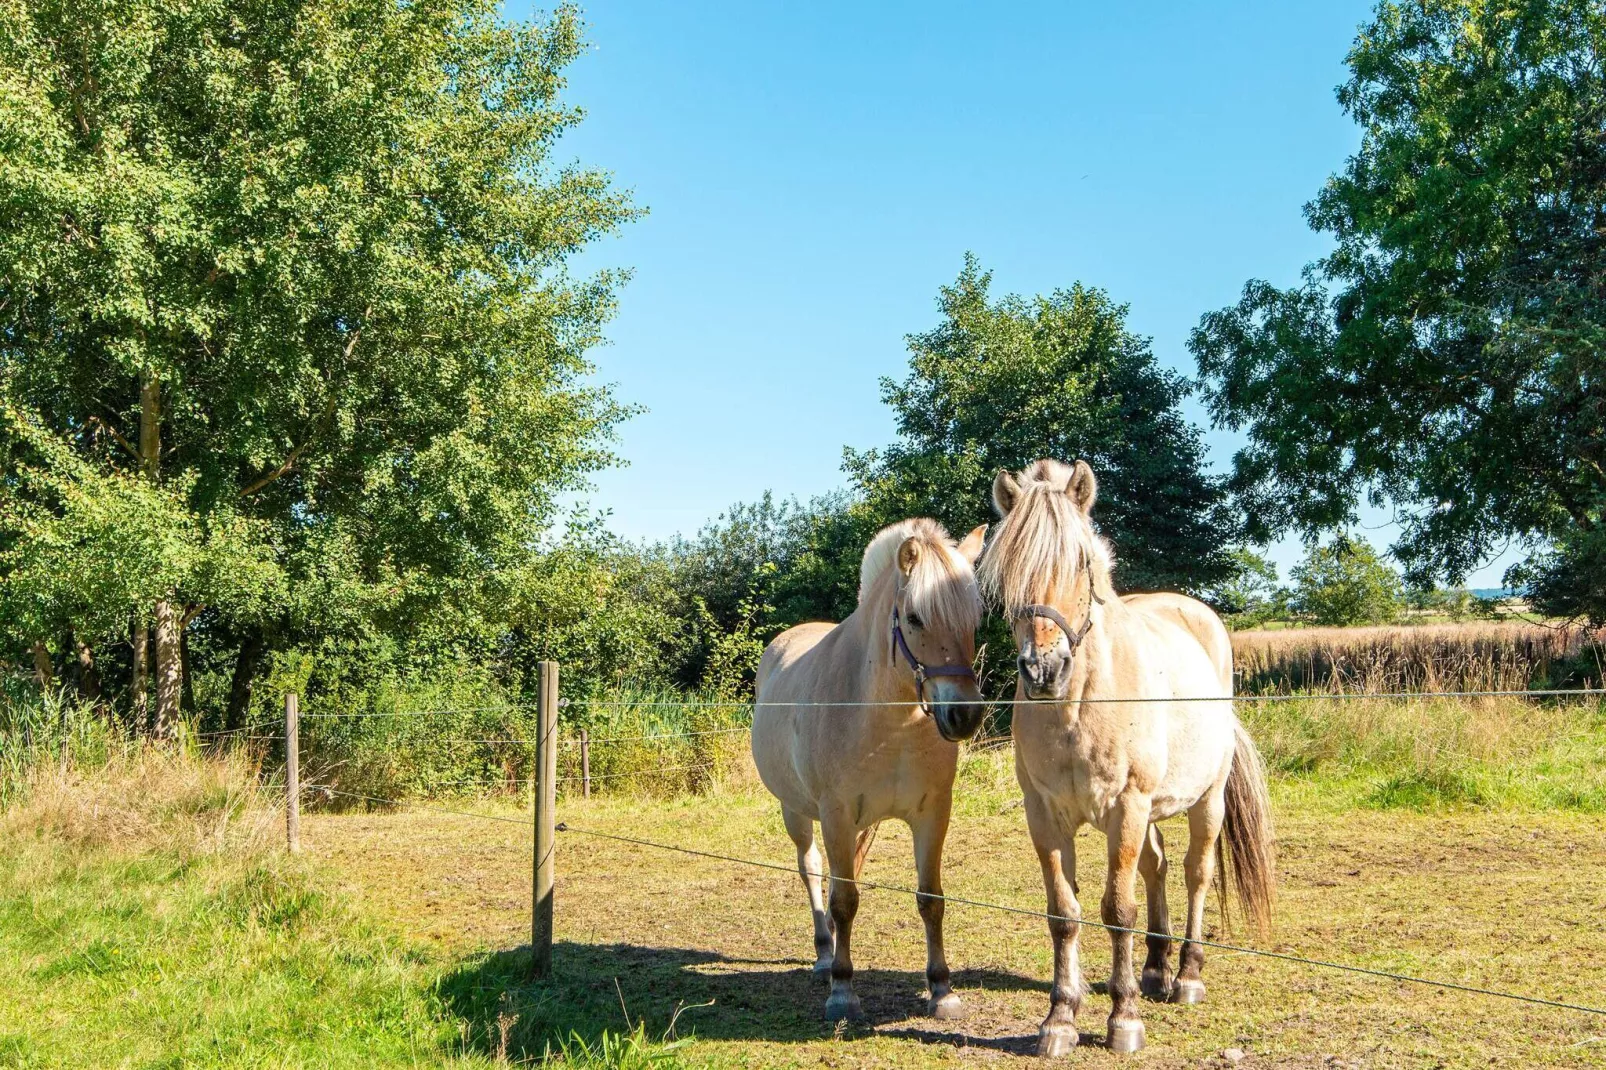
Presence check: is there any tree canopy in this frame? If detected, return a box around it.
[849,256,1237,594]
[0,0,635,720]
[1191,0,1606,619]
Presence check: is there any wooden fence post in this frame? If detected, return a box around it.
[285,692,300,853]
[532,661,558,978]
[580,728,591,799]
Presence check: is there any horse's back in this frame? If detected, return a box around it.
[756,621,838,704]
[1121,592,1232,691]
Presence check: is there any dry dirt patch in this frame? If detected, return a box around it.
[306,791,1606,1068]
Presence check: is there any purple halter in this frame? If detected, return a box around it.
[891,604,978,716]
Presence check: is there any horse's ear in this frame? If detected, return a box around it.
[956,524,987,564]
[1068,460,1097,514]
[992,469,1021,516]
[897,536,922,576]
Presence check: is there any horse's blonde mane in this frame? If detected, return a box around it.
[978,460,1114,615]
[860,518,982,635]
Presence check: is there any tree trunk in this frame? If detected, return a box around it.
[73,635,102,706]
[225,632,265,731]
[140,369,178,737]
[179,627,196,715]
[152,599,181,740]
[139,369,161,480]
[131,614,149,728]
[31,641,52,689]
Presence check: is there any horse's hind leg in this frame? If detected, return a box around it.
[1174,788,1225,1005]
[1138,823,1173,999]
[782,807,834,976]
[911,801,963,1019]
[819,808,865,1021]
[1102,793,1153,1053]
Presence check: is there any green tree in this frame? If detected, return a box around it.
[1191,0,1606,619]
[655,492,874,690]
[0,0,634,728]
[1290,536,1405,626]
[849,256,1236,593]
[499,519,688,697]
[1207,547,1284,625]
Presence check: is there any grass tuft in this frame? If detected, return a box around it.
[552,1024,696,1069]
[5,738,272,855]
[1364,768,1489,810]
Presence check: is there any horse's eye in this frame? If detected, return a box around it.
[907,612,924,629]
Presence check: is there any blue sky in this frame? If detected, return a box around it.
[525,1,1515,586]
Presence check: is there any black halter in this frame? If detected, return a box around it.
[1013,581,1103,655]
[891,604,977,716]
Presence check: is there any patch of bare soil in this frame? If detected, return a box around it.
[306,793,1606,1068]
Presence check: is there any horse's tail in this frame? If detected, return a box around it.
[854,822,880,877]
[1217,721,1276,938]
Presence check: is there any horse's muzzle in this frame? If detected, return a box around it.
[1017,645,1071,701]
[927,680,987,742]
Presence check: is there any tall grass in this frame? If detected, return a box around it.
[1237,693,1606,811]
[293,682,755,807]
[0,683,122,808]
[1232,621,1604,694]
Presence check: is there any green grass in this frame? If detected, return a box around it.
[0,746,700,1069]
[1240,694,1606,813]
[3,689,1604,1067]
[304,762,1606,1069]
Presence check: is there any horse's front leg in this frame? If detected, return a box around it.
[1023,790,1082,1057]
[910,797,963,1019]
[1103,793,1153,1053]
[818,808,864,1021]
[1138,823,1173,998]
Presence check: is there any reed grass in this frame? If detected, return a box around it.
[1231,620,1604,694]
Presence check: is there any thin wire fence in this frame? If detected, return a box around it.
[306,783,1606,1019]
[199,684,1606,801]
[268,687,1606,718]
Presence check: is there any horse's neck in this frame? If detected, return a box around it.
[1063,587,1128,709]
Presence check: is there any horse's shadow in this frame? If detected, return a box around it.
[439,941,1050,1059]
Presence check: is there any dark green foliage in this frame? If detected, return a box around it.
[850,256,1237,594]
[1191,0,1606,616]
[1509,526,1606,626]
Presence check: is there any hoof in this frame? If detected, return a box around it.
[1106,1019,1146,1054]
[1140,967,1172,1000]
[824,991,863,1022]
[1170,979,1207,1005]
[1036,1024,1078,1058]
[812,959,833,979]
[928,992,966,1020]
